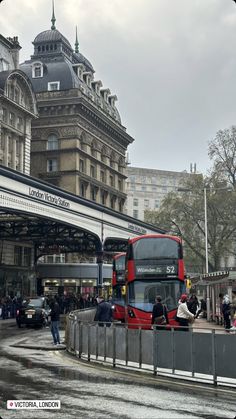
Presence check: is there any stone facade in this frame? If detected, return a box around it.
[0,35,37,175]
[20,19,133,212]
[0,34,38,298]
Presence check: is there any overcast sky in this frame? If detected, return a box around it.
[1,0,236,174]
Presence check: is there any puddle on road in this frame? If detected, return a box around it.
[0,347,119,386]
[0,347,235,419]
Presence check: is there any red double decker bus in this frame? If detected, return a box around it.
[112,252,126,322]
[125,234,185,328]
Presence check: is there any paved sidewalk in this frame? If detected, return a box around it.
[10,328,66,350]
[193,317,236,334]
[0,319,67,350]
[192,317,226,332]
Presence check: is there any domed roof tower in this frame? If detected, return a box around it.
[20,0,134,215]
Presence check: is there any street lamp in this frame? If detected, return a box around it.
[178,186,210,319]
[203,187,211,321]
[178,185,233,321]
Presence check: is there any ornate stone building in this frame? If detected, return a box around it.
[0,35,37,174]
[20,11,133,212]
[0,34,38,298]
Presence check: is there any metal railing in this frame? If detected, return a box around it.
[66,315,236,387]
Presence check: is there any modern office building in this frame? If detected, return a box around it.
[125,166,193,221]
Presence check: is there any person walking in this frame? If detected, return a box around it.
[151,295,168,330]
[49,296,61,345]
[94,295,113,327]
[230,288,236,330]
[222,294,231,332]
[187,294,199,316]
[176,294,194,331]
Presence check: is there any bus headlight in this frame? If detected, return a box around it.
[128,309,135,318]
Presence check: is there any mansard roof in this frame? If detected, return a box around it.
[20,7,122,125]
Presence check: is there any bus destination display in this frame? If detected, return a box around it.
[135,263,178,277]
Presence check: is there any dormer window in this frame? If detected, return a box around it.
[48,81,60,91]
[83,71,93,88]
[100,88,111,103]
[91,80,102,96]
[108,94,118,108]
[32,62,43,78]
[72,63,85,79]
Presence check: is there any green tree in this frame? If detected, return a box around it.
[208,126,236,188]
[145,174,236,274]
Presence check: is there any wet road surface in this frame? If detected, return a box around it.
[0,320,235,419]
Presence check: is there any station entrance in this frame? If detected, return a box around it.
[0,166,165,299]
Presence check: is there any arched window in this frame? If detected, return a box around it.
[47,134,58,150]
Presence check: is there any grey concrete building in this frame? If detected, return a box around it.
[125,166,192,221]
[20,10,133,213]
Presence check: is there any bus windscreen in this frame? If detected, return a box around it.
[133,237,180,260]
[128,279,185,312]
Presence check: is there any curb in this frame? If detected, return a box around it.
[10,343,66,351]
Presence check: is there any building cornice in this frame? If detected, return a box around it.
[35,90,134,148]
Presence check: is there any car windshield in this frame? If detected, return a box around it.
[128,279,185,312]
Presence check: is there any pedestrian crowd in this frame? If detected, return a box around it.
[151,290,236,332]
[46,292,98,315]
[0,295,23,320]
[0,292,100,320]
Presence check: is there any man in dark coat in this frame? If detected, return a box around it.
[49,296,61,345]
[94,296,113,327]
[151,295,168,329]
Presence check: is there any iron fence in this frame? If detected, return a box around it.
[66,315,236,387]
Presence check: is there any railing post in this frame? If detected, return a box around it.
[104,325,107,361]
[73,316,77,352]
[212,329,217,386]
[112,324,116,368]
[87,323,91,362]
[153,328,157,375]
[190,327,194,378]
[171,327,175,375]
[95,323,98,360]
[125,325,129,366]
[138,327,142,369]
[78,320,82,359]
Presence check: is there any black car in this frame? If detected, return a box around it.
[16,297,50,328]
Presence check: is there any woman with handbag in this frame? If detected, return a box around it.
[151,295,168,330]
[176,294,194,331]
